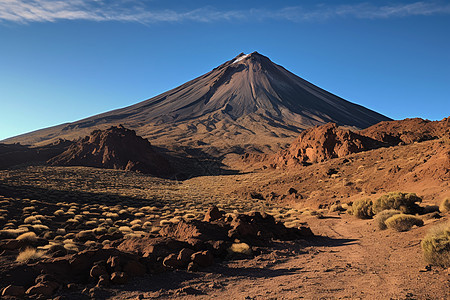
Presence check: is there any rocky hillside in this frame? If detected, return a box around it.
[48,126,171,177]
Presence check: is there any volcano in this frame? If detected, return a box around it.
[5,52,390,154]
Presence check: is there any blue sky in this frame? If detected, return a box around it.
[1,0,449,140]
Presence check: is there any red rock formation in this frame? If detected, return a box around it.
[48,125,171,176]
[360,117,449,145]
[273,123,382,166]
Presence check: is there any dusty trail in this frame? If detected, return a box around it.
[112,214,449,300]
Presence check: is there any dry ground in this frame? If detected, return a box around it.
[0,140,449,299]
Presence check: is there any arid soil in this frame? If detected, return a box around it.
[110,214,449,300]
[0,117,448,299]
[0,156,449,299]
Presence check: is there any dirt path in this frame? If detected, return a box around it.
[111,214,449,300]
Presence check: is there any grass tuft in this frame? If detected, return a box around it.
[375,210,402,230]
[16,248,44,263]
[421,222,450,268]
[385,214,424,232]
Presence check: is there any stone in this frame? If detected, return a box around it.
[90,264,108,278]
[0,239,25,250]
[177,248,195,266]
[107,255,121,269]
[97,274,110,287]
[26,283,57,297]
[191,250,214,268]
[203,206,224,222]
[163,253,182,269]
[123,260,146,277]
[110,272,128,285]
[187,262,199,272]
[2,285,26,297]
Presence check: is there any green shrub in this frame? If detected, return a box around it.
[439,198,450,213]
[421,223,450,267]
[375,210,402,230]
[372,192,422,214]
[385,214,424,232]
[350,198,374,219]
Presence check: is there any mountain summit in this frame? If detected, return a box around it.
[5,52,391,153]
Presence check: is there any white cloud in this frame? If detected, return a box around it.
[0,1,449,24]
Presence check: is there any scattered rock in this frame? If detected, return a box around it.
[1,285,26,297]
[90,264,108,278]
[175,286,203,296]
[177,248,196,266]
[163,253,183,269]
[191,250,214,268]
[203,206,224,222]
[26,282,57,297]
[110,271,128,285]
[123,260,146,277]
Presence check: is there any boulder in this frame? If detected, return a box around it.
[191,250,214,268]
[110,271,128,285]
[177,248,195,266]
[123,260,146,277]
[1,285,26,297]
[203,206,224,222]
[90,264,108,278]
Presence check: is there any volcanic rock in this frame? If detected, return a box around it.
[273,123,383,166]
[360,117,450,145]
[48,125,171,176]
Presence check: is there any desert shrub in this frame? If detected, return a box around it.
[54,209,65,216]
[23,216,37,224]
[16,248,44,262]
[228,242,252,255]
[31,224,49,233]
[16,232,38,242]
[375,210,402,230]
[329,204,345,212]
[93,226,107,235]
[421,223,450,267]
[385,214,424,232]
[439,198,450,213]
[130,219,142,225]
[372,192,422,214]
[350,198,374,219]
[56,228,66,235]
[85,220,98,227]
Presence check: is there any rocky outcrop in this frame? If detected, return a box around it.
[257,117,449,168]
[360,117,450,145]
[0,139,71,169]
[272,123,383,166]
[48,125,171,176]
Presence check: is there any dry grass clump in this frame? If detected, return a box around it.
[93,226,108,235]
[54,209,65,216]
[32,224,49,233]
[16,248,44,262]
[421,222,450,267]
[439,198,450,213]
[23,216,37,224]
[228,242,252,255]
[375,210,402,230]
[16,232,38,242]
[350,198,374,219]
[372,192,422,214]
[385,214,424,232]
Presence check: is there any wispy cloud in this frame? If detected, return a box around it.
[1,1,449,24]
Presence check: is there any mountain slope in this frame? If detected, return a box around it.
[5,52,391,154]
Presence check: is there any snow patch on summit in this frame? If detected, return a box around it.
[232,54,250,64]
